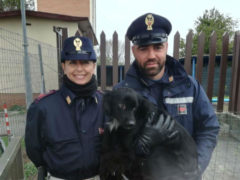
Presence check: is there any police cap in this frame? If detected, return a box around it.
[126,13,172,46]
[61,36,96,62]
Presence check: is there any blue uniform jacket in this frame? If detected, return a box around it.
[25,85,105,180]
[115,55,219,173]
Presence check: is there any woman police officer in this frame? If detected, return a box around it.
[25,36,104,180]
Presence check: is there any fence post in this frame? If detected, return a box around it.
[229,32,238,112]
[112,31,119,86]
[100,32,106,90]
[206,31,217,101]
[217,32,229,112]
[173,31,180,60]
[38,44,46,94]
[184,30,193,74]
[234,33,240,114]
[196,31,205,83]
[124,35,130,76]
[229,32,240,113]
[20,0,33,109]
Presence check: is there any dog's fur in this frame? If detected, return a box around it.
[100,88,199,180]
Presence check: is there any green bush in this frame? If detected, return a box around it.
[24,161,38,179]
[2,136,8,146]
[8,105,26,112]
[22,138,38,179]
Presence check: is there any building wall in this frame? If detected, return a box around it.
[37,0,90,18]
[0,17,81,94]
[25,17,79,46]
[36,0,96,32]
[0,17,79,47]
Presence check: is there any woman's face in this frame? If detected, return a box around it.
[62,60,96,85]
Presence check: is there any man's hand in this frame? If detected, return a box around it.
[135,113,180,156]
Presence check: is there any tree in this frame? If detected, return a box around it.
[96,39,125,65]
[179,37,186,58]
[180,8,238,57]
[0,0,35,12]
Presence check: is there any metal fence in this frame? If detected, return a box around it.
[0,27,59,137]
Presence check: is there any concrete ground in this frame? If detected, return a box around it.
[203,136,240,180]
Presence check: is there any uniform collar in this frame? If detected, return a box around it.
[123,56,190,99]
[60,85,98,105]
[142,67,174,87]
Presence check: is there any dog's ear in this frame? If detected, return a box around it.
[102,91,112,116]
[136,95,155,118]
[135,95,160,128]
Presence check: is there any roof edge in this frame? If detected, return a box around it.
[0,10,89,21]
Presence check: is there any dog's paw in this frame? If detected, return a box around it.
[100,158,128,180]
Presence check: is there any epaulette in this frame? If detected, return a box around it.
[97,89,104,94]
[34,90,56,103]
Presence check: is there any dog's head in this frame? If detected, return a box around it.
[103,88,153,131]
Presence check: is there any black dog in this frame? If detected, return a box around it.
[100,88,199,180]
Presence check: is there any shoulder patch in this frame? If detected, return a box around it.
[34,90,56,103]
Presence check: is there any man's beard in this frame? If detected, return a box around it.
[137,59,164,78]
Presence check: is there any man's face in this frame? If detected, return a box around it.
[62,60,96,85]
[132,42,168,80]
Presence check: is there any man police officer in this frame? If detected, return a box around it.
[115,12,220,178]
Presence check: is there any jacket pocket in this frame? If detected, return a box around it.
[43,137,83,173]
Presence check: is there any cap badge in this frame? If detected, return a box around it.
[73,38,82,51]
[145,14,154,30]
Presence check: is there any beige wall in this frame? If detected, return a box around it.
[25,17,79,47]
[0,18,22,36]
[0,17,79,47]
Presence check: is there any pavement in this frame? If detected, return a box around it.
[203,136,240,180]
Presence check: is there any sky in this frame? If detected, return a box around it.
[96,0,240,55]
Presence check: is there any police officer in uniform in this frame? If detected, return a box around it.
[25,36,104,180]
[115,13,220,178]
